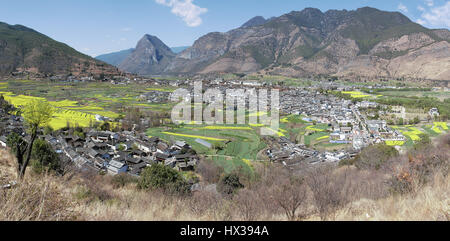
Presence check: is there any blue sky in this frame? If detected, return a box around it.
[1,0,449,57]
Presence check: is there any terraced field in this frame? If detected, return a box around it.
[0,79,184,129]
[0,80,177,115]
[341,91,372,99]
[386,123,449,146]
[0,90,116,130]
[146,124,267,175]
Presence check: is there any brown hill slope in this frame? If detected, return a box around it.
[0,22,120,77]
[164,7,450,81]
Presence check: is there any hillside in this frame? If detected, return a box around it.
[0,22,120,77]
[1,134,448,221]
[164,7,450,81]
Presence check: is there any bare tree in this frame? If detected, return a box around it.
[269,174,308,221]
[233,189,263,221]
[306,165,349,220]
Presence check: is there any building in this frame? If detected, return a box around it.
[0,136,7,148]
[107,160,128,175]
[429,108,440,117]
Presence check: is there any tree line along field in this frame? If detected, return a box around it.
[0,80,178,129]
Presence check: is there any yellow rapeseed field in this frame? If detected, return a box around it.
[161,132,227,141]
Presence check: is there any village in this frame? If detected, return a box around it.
[0,77,446,177]
[0,108,199,177]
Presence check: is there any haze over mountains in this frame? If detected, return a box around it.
[1,6,449,80]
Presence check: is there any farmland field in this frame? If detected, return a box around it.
[385,123,449,146]
[146,124,268,175]
[0,79,180,129]
[376,90,450,101]
[0,79,177,114]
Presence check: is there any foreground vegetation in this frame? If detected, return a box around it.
[1,134,448,221]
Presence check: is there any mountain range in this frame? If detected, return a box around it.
[1,6,449,80]
[0,22,120,77]
[104,7,450,81]
[95,46,189,67]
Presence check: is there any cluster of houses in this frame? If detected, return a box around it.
[0,113,25,148]
[49,130,199,176]
[266,136,358,169]
[138,90,171,103]
[0,107,199,176]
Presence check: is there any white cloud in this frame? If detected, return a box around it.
[417,5,425,12]
[155,0,207,27]
[416,19,427,25]
[416,1,450,28]
[398,3,408,13]
[121,27,132,32]
[425,0,434,7]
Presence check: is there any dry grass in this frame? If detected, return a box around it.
[333,172,449,221]
[0,134,448,221]
[0,150,77,220]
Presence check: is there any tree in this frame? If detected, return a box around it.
[307,166,349,220]
[353,144,399,170]
[217,173,244,196]
[99,121,111,131]
[270,176,308,220]
[138,164,190,195]
[31,139,60,173]
[16,100,53,179]
[0,95,14,113]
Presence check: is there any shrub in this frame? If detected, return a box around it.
[217,173,244,196]
[111,173,138,189]
[353,144,398,170]
[196,159,224,183]
[138,164,190,195]
[31,139,60,174]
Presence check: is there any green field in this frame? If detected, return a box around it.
[387,123,449,146]
[0,80,181,129]
[376,90,450,101]
[0,79,177,114]
[146,124,267,175]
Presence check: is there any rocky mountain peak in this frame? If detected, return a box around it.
[241,16,268,28]
[118,34,175,75]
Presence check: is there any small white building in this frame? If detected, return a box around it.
[107,160,128,175]
[429,108,440,117]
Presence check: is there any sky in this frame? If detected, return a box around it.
[1,0,449,57]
